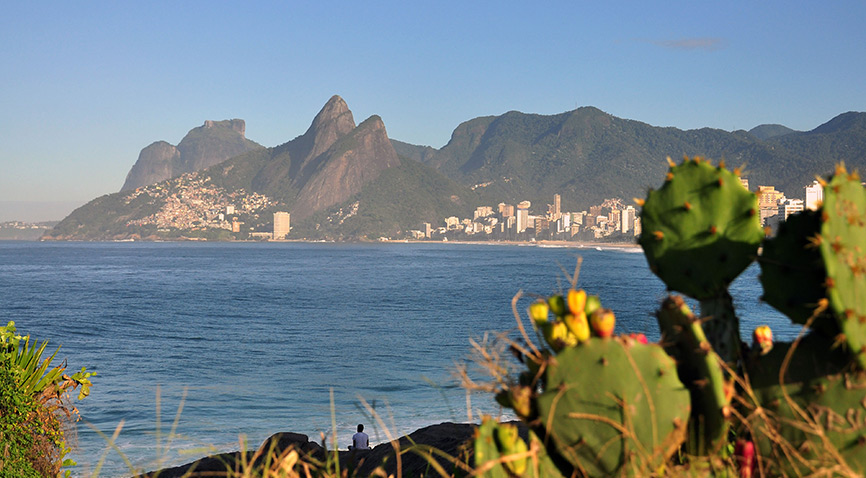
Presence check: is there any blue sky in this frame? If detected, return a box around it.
[1,1,864,221]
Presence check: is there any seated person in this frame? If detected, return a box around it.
[350,423,370,450]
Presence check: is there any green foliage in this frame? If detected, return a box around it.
[0,356,41,478]
[639,157,763,364]
[474,161,866,478]
[298,158,480,240]
[0,321,94,477]
[49,192,166,239]
[426,109,866,213]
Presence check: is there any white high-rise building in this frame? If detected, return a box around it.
[780,199,804,220]
[621,206,636,234]
[516,201,531,233]
[805,180,824,211]
[273,212,291,239]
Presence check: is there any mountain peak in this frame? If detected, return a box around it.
[811,111,866,135]
[297,96,356,164]
[748,123,797,140]
[309,95,352,130]
[291,114,400,219]
[203,119,246,138]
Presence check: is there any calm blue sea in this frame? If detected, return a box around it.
[0,242,795,477]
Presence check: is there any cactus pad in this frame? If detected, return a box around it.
[474,418,564,478]
[533,337,690,476]
[745,333,866,476]
[819,167,866,369]
[639,157,763,300]
[759,209,835,333]
[656,295,730,454]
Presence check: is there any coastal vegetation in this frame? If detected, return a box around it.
[0,322,94,477]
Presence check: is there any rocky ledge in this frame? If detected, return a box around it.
[135,421,526,478]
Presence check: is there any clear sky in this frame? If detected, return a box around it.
[1,1,864,221]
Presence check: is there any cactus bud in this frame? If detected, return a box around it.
[567,289,587,315]
[752,325,773,355]
[590,308,616,338]
[495,423,528,475]
[734,439,755,478]
[548,294,567,317]
[542,321,574,351]
[564,312,591,343]
[627,332,648,345]
[584,294,602,316]
[529,300,549,324]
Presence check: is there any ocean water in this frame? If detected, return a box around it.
[0,242,795,477]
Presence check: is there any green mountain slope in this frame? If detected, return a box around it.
[295,157,483,240]
[415,108,866,209]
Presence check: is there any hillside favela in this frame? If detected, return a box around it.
[5,3,866,478]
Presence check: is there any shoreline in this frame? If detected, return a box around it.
[28,236,641,250]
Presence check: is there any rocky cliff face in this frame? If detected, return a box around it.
[297,95,357,166]
[121,119,262,191]
[235,95,401,219]
[292,115,401,219]
[121,141,180,192]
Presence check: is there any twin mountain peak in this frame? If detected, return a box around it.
[120,96,399,220]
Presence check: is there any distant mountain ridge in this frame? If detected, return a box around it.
[121,119,263,191]
[48,99,866,241]
[402,107,866,212]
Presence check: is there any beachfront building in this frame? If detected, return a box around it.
[780,199,804,220]
[516,201,531,233]
[273,212,291,239]
[805,180,824,210]
[621,206,636,234]
[758,186,786,225]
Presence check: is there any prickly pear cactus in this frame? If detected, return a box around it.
[744,333,866,476]
[639,157,763,300]
[657,295,730,455]
[818,166,866,369]
[474,418,564,478]
[639,157,764,363]
[533,337,690,477]
[758,209,837,334]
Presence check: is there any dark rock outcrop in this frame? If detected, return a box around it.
[135,421,523,478]
[121,119,262,192]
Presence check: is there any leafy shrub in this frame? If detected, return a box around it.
[0,321,94,477]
